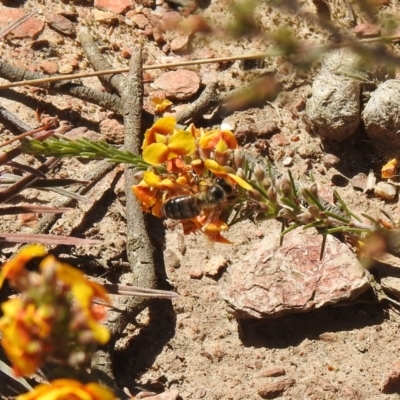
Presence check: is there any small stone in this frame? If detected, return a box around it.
[120,47,132,59]
[204,255,229,277]
[164,249,181,269]
[282,157,292,166]
[257,378,295,399]
[170,35,190,52]
[189,268,203,279]
[92,9,117,22]
[322,153,340,168]
[374,181,397,200]
[19,213,38,227]
[153,70,200,100]
[136,389,179,400]
[259,367,286,377]
[221,118,235,131]
[350,173,368,191]
[99,118,125,144]
[94,0,132,14]
[381,361,400,393]
[129,13,149,29]
[45,13,75,35]
[59,64,74,74]
[0,7,44,39]
[353,23,381,37]
[38,61,58,75]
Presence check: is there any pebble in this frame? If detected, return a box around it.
[39,61,58,75]
[381,361,400,393]
[59,64,74,74]
[0,8,44,39]
[203,255,229,277]
[129,13,149,29]
[45,13,75,35]
[92,9,116,22]
[374,181,397,200]
[94,0,132,14]
[322,153,340,168]
[259,367,286,377]
[282,157,292,167]
[99,119,125,144]
[257,378,295,399]
[170,35,190,52]
[353,23,381,37]
[189,268,203,279]
[153,70,200,100]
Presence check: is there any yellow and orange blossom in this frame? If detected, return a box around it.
[16,379,117,400]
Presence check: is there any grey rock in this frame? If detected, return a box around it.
[363,79,400,158]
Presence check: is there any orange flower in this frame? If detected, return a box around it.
[0,245,46,288]
[132,170,195,217]
[16,379,117,400]
[204,159,252,190]
[0,247,111,376]
[199,129,238,152]
[0,299,50,376]
[39,256,110,345]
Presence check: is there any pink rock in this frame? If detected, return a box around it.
[381,361,400,393]
[170,35,190,52]
[99,119,125,144]
[0,7,44,39]
[221,228,371,318]
[129,13,149,29]
[94,0,132,14]
[45,13,75,35]
[153,70,200,100]
[39,60,58,75]
[353,23,381,37]
[257,378,295,399]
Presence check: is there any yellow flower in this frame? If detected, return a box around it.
[16,379,117,400]
[142,116,196,166]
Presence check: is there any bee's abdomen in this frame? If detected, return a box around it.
[162,196,201,220]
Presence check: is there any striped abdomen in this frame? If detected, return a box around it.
[162,195,202,220]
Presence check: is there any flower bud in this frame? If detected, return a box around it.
[235,167,247,181]
[277,175,292,197]
[307,205,321,219]
[267,186,277,203]
[278,208,293,219]
[262,177,272,191]
[254,163,265,182]
[249,189,262,201]
[255,202,269,213]
[233,149,244,169]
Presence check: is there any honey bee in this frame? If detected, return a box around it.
[162,177,238,220]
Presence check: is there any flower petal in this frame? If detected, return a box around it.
[168,129,196,156]
[0,245,47,288]
[227,173,253,190]
[143,143,169,165]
